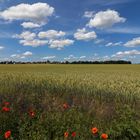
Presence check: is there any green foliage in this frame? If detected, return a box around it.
[109,105,140,140]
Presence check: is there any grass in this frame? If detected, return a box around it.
[0,64,140,140]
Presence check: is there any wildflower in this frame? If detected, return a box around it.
[72,132,76,137]
[4,102,10,106]
[63,103,69,109]
[64,131,69,138]
[91,127,98,134]
[101,133,108,139]
[4,130,11,139]
[2,107,10,112]
[29,110,35,117]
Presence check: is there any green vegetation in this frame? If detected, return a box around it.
[0,64,140,140]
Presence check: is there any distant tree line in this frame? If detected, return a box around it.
[68,60,132,64]
[0,60,132,64]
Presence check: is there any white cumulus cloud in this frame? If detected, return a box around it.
[112,50,140,58]
[13,30,73,49]
[0,2,54,25]
[22,51,33,56]
[38,30,65,39]
[13,31,48,47]
[74,28,97,41]
[20,39,48,47]
[48,39,74,50]
[13,31,36,41]
[11,51,33,59]
[124,37,140,47]
[21,22,41,28]
[87,9,126,29]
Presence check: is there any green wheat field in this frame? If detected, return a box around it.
[0,64,140,140]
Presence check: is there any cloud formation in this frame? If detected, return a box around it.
[48,39,74,50]
[13,31,48,47]
[21,22,41,28]
[19,39,48,47]
[64,55,77,60]
[105,42,122,47]
[0,3,54,25]
[13,30,73,49]
[38,30,65,39]
[87,9,126,29]
[112,50,140,58]
[74,28,97,41]
[13,31,36,41]
[124,37,140,47]
[11,51,33,59]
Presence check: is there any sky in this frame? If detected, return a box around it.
[0,0,140,63]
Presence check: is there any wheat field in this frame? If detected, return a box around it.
[0,64,140,140]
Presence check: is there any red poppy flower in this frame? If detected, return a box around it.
[64,131,69,138]
[2,107,10,112]
[101,133,108,139]
[63,103,69,109]
[91,127,98,134]
[29,110,35,117]
[4,102,10,106]
[72,132,76,137]
[4,130,11,139]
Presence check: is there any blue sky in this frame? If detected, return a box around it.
[0,0,140,63]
